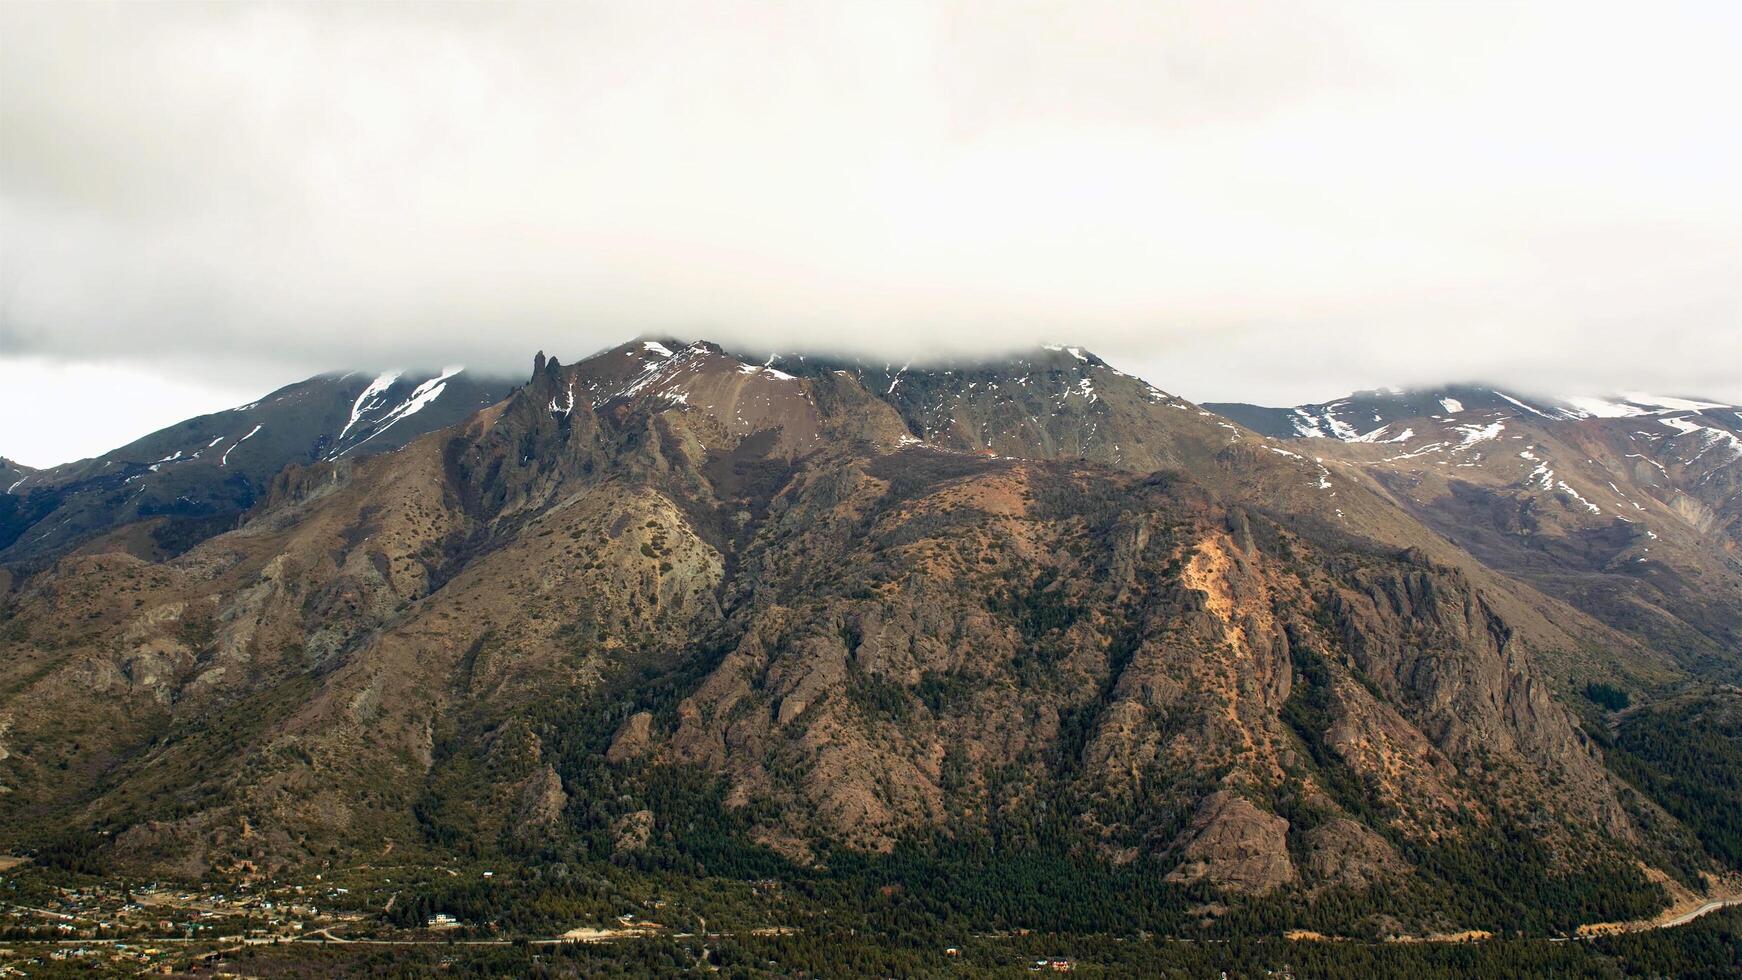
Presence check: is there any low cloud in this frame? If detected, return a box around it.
[3,1,1739,406]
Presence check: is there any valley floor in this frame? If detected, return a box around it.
[2,862,1739,978]
[5,912,1741,978]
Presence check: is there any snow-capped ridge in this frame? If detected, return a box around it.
[1212,384,1736,445]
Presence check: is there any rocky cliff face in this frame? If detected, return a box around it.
[0,340,1720,917]
[608,455,1637,892]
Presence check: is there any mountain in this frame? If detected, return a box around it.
[0,368,515,566]
[1209,386,1742,678]
[0,457,32,492]
[1,341,1737,946]
[1206,386,1734,441]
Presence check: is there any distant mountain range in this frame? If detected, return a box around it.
[0,368,514,564]
[2,339,1739,943]
[1210,385,1742,672]
[1207,385,1735,440]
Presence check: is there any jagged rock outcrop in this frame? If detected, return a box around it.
[1165,791,1296,895]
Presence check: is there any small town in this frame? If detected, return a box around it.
[0,861,374,974]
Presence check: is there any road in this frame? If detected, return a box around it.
[1657,897,1742,930]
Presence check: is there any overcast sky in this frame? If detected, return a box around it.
[3,1,1739,468]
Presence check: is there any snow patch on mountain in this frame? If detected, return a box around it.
[1454,422,1504,446]
[336,367,463,456]
[1290,405,1361,440]
[1659,415,1742,463]
[1562,396,1651,419]
[339,371,404,440]
[550,382,577,415]
[1621,392,1728,412]
[220,424,263,466]
[737,362,797,381]
[1559,394,1733,420]
[1519,449,1553,489]
[1557,480,1601,514]
[1493,391,1554,418]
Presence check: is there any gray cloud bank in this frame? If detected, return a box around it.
[2,1,1739,405]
